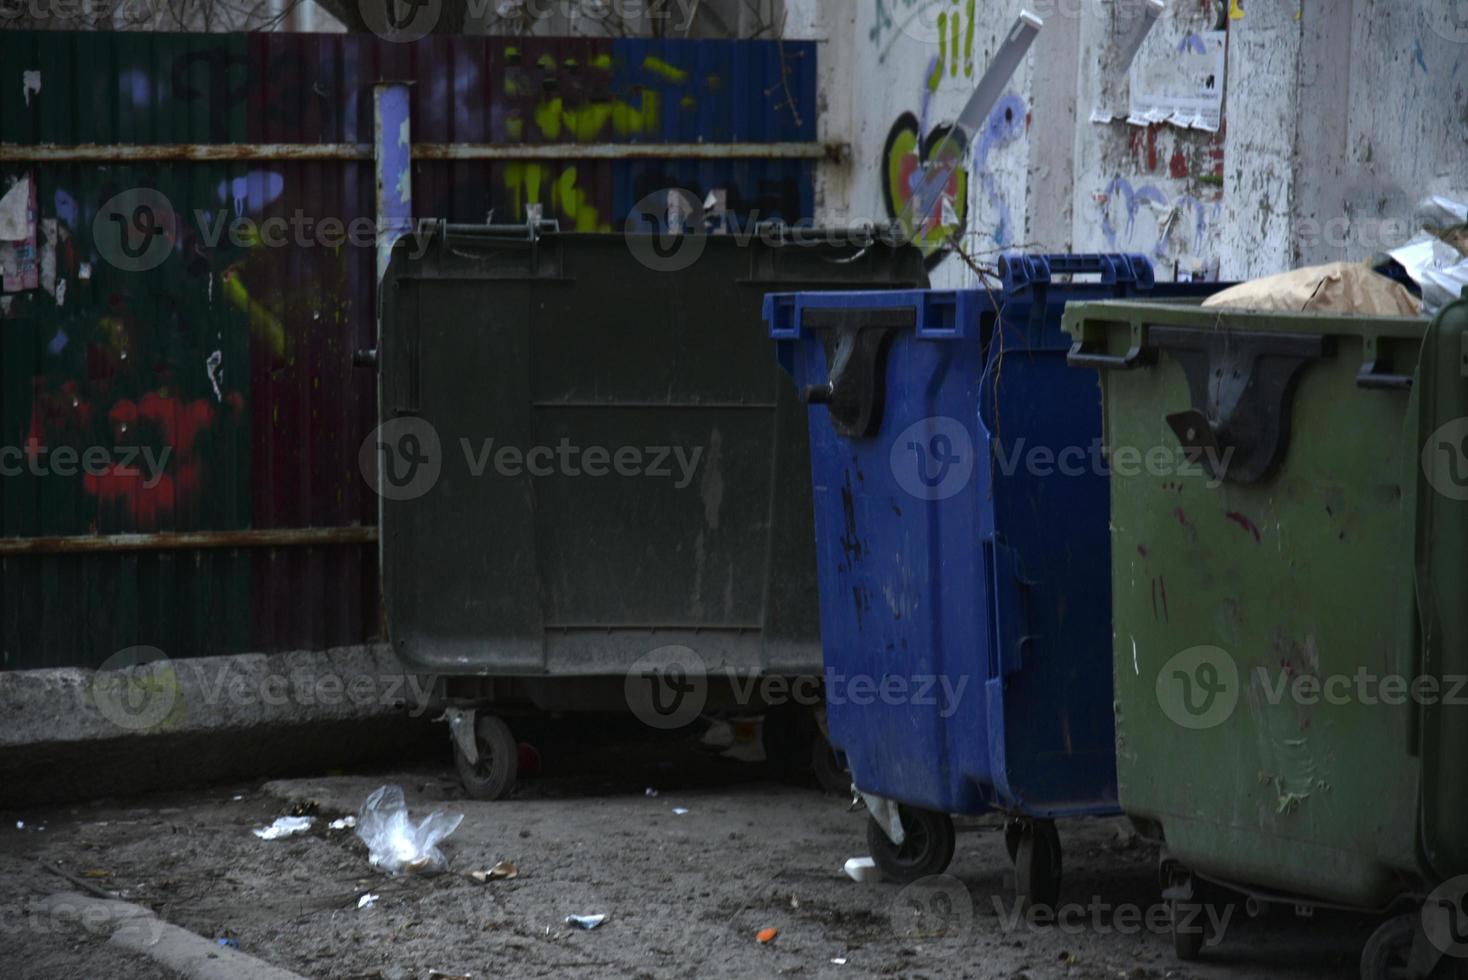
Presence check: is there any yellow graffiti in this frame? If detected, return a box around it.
[97,315,129,355]
[504,164,610,232]
[1229,0,1245,18]
[221,268,286,359]
[642,56,689,84]
[533,91,662,142]
[936,0,977,79]
[551,168,603,232]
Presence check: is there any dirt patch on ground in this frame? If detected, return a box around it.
[1,727,1379,979]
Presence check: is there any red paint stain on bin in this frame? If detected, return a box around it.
[1225,511,1262,543]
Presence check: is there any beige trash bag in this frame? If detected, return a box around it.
[1201,261,1421,316]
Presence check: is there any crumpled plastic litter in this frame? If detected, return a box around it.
[253,816,314,840]
[564,914,608,930]
[356,784,463,876]
[1387,196,1468,317]
[466,860,518,884]
[1417,195,1468,231]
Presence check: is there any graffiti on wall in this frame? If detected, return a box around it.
[2,34,817,542]
[1091,121,1226,270]
[4,169,256,535]
[1095,177,1223,269]
[882,112,969,264]
[870,0,977,77]
[881,89,1028,267]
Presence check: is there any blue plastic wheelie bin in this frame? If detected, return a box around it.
[766,253,1232,907]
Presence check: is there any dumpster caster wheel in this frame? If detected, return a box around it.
[809,730,851,796]
[762,706,812,781]
[1170,898,1208,962]
[866,806,956,884]
[1361,913,1464,980]
[1003,819,1024,863]
[453,714,519,801]
[1013,820,1062,913]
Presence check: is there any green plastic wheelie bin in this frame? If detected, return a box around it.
[1062,294,1468,980]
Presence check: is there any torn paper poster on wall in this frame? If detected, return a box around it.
[1128,31,1226,131]
[0,174,30,239]
[0,174,40,292]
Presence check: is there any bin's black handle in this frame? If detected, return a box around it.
[354,348,379,370]
[1356,360,1414,391]
[1003,253,1154,290]
[1037,253,1149,284]
[1066,339,1152,370]
[803,382,835,405]
[440,220,561,242]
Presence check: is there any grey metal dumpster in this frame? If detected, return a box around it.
[371,223,927,797]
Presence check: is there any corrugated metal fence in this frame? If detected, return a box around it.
[0,31,820,670]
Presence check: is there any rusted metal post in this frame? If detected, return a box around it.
[0,142,842,163]
[0,526,377,556]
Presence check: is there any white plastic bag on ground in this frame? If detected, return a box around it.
[253,815,314,840]
[356,784,463,876]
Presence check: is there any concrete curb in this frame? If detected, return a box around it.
[34,892,307,980]
[0,644,428,747]
[0,644,446,807]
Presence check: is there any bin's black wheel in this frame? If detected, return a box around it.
[865,806,957,884]
[809,727,851,795]
[1171,896,1208,962]
[1003,819,1024,863]
[453,714,519,801]
[1361,913,1468,980]
[762,705,812,780]
[1013,819,1063,913]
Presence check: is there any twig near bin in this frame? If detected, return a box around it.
[952,239,1013,443]
[38,860,125,902]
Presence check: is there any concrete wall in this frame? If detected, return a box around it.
[794,0,1468,285]
[1224,0,1468,279]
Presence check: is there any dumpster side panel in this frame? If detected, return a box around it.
[1415,298,1468,882]
[796,312,993,814]
[1067,300,1432,907]
[774,264,1217,819]
[986,338,1117,814]
[380,233,928,678]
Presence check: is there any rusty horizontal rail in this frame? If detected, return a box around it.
[0,526,378,556]
[0,141,842,163]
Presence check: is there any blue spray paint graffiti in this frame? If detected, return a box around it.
[974,92,1026,248]
[1100,177,1219,258]
[1179,33,1208,55]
